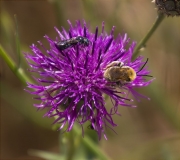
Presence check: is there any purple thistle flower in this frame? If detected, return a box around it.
[25,20,153,139]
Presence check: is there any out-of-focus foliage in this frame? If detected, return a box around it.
[1,0,180,160]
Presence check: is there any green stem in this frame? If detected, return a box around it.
[73,125,113,160]
[66,130,75,160]
[1,45,112,160]
[133,13,165,59]
[0,45,33,84]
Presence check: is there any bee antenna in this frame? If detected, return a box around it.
[137,74,153,77]
[136,58,149,74]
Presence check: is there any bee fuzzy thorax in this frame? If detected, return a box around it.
[103,61,137,85]
[121,66,137,81]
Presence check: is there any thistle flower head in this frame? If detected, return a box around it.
[153,0,180,16]
[25,20,153,139]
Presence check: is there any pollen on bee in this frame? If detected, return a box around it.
[103,61,137,86]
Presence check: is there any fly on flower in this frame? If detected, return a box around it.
[55,36,90,51]
[25,20,154,140]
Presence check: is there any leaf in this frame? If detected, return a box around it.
[28,149,65,160]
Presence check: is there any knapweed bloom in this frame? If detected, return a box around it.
[25,20,153,139]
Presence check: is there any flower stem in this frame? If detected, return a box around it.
[1,45,112,160]
[133,13,165,59]
[66,130,75,160]
[0,45,33,84]
[73,125,113,160]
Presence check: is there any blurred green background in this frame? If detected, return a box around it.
[1,0,180,160]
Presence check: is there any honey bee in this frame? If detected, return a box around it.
[55,36,90,51]
[103,59,152,86]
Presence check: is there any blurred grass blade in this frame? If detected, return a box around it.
[50,0,66,28]
[28,149,88,160]
[28,149,65,160]
[148,82,180,130]
[14,14,21,69]
[0,10,14,48]
[81,0,96,23]
[1,81,52,129]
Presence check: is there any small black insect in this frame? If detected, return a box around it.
[55,36,90,51]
